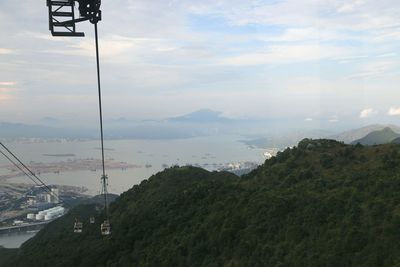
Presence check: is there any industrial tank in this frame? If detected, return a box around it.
[35,214,45,220]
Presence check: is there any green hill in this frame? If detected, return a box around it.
[3,139,400,266]
[351,127,400,145]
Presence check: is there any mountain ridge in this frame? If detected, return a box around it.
[351,127,400,145]
[332,124,400,143]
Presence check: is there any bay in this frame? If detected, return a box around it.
[1,135,265,195]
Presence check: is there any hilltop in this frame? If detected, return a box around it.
[332,124,400,144]
[2,139,400,266]
[351,127,400,145]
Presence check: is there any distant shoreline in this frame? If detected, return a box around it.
[42,154,75,157]
[0,158,138,182]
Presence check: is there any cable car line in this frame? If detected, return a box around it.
[94,22,109,219]
[47,0,111,235]
[0,148,42,188]
[0,142,54,194]
[0,142,61,203]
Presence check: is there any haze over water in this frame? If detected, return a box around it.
[1,135,265,194]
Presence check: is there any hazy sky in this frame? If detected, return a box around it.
[0,0,400,127]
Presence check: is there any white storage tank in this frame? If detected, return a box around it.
[36,214,45,221]
[44,214,54,221]
[52,207,65,216]
[56,207,65,215]
[35,206,65,221]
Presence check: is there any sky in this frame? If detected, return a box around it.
[0,0,400,128]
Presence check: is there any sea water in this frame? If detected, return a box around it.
[1,135,265,194]
[0,135,265,248]
[0,231,38,248]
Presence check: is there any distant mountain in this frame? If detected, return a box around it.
[241,128,333,149]
[168,109,232,123]
[391,137,400,144]
[332,124,400,144]
[0,122,98,139]
[351,127,400,145]
[0,111,227,140]
[40,117,62,125]
[0,122,66,139]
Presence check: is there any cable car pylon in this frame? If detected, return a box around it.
[46,0,111,235]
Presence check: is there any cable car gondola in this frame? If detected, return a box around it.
[74,219,83,233]
[101,220,111,236]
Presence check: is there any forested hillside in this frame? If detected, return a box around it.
[2,139,400,267]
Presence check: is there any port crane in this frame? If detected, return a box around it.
[46,0,111,236]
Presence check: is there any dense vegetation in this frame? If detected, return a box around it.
[3,139,400,266]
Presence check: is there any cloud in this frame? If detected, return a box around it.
[0,48,14,55]
[329,116,339,123]
[337,0,366,13]
[0,87,13,103]
[388,107,400,116]
[189,0,398,32]
[348,60,396,79]
[377,52,397,58]
[221,44,350,66]
[43,35,138,58]
[336,55,369,64]
[1,0,400,123]
[263,27,340,42]
[360,108,376,118]
[42,35,191,66]
[0,81,15,86]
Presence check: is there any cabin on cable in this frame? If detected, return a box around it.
[101,220,111,235]
[73,219,83,233]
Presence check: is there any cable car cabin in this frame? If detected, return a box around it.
[74,220,83,233]
[47,0,101,37]
[90,216,95,224]
[101,220,111,235]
